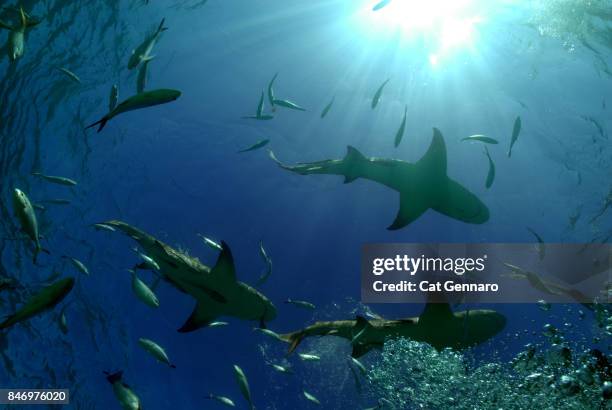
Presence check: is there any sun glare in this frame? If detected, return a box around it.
[357,0,483,65]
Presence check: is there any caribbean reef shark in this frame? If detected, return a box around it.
[269,128,489,230]
[101,220,276,332]
[280,301,506,357]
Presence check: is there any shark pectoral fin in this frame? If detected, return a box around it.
[431,179,489,224]
[210,242,236,283]
[177,303,218,333]
[387,194,428,230]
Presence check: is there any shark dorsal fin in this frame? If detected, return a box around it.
[416,128,447,176]
[343,146,366,183]
[355,315,373,331]
[419,294,455,326]
[210,241,236,282]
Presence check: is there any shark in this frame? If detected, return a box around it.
[100,220,276,332]
[280,300,506,358]
[269,128,489,230]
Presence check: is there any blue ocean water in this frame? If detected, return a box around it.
[0,0,610,409]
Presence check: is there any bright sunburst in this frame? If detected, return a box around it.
[355,0,483,65]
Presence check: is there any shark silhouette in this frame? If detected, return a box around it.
[280,301,506,358]
[270,128,489,230]
[101,220,276,332]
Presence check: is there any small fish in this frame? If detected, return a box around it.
[484,146,495,189]
[1,7,30,62]
[136,56,154,93]
[256,241,272,285]
[197,234,222,251]
[320,96,335,118]
[32,172,77,186]
[58,67,81,84]
[33,203,46,211]
[298,353,320,362]
[269,363,292,374]
[131,271,160,308]
[273,99,306,111]
[242,92,274,120]
[86,89,182,132]
[537,299,551,312]
[105,371,142,410]
[394,105,407,148]
[238,139,270,153]
[371,78,390,109]
[58,309,69,334]
[13,188,47,263]
[134,249,160,271]
[207,321,229,328]
[527,227,545,260]
[233,365,255,410]
[349,357,367,375]
[0,277,74,329]
[206,394,235,407]
[373,0,392,11]
[63,256,90,276]
[303,391,321,405]
[508,115,522,157]
[268,73,278,111]
[253,327,284,342]
[138,338,176,368]
[128,18,167,70]
[285,298,315,310]
[109,84,119,112]
[461,134,499,144]
[92,223,116,232]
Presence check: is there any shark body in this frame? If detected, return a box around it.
[281,302,506,357]
[270,128,489,230]
[101,220,276,332]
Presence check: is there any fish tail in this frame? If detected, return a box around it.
[85,116,109,132]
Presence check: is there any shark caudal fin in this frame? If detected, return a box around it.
[85,116,110,132]
[279,331,305,355]
[387,128,489,230]
[157,18,168,33]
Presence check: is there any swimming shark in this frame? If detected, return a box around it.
[280,301,506,357]
[100,220,277,332]
[269,128,489,230]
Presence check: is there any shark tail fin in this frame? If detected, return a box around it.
[280,331,305,355]
[85,116,109,132]
[158,18,168,33]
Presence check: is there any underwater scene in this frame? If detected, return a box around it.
[0,0,611,408]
